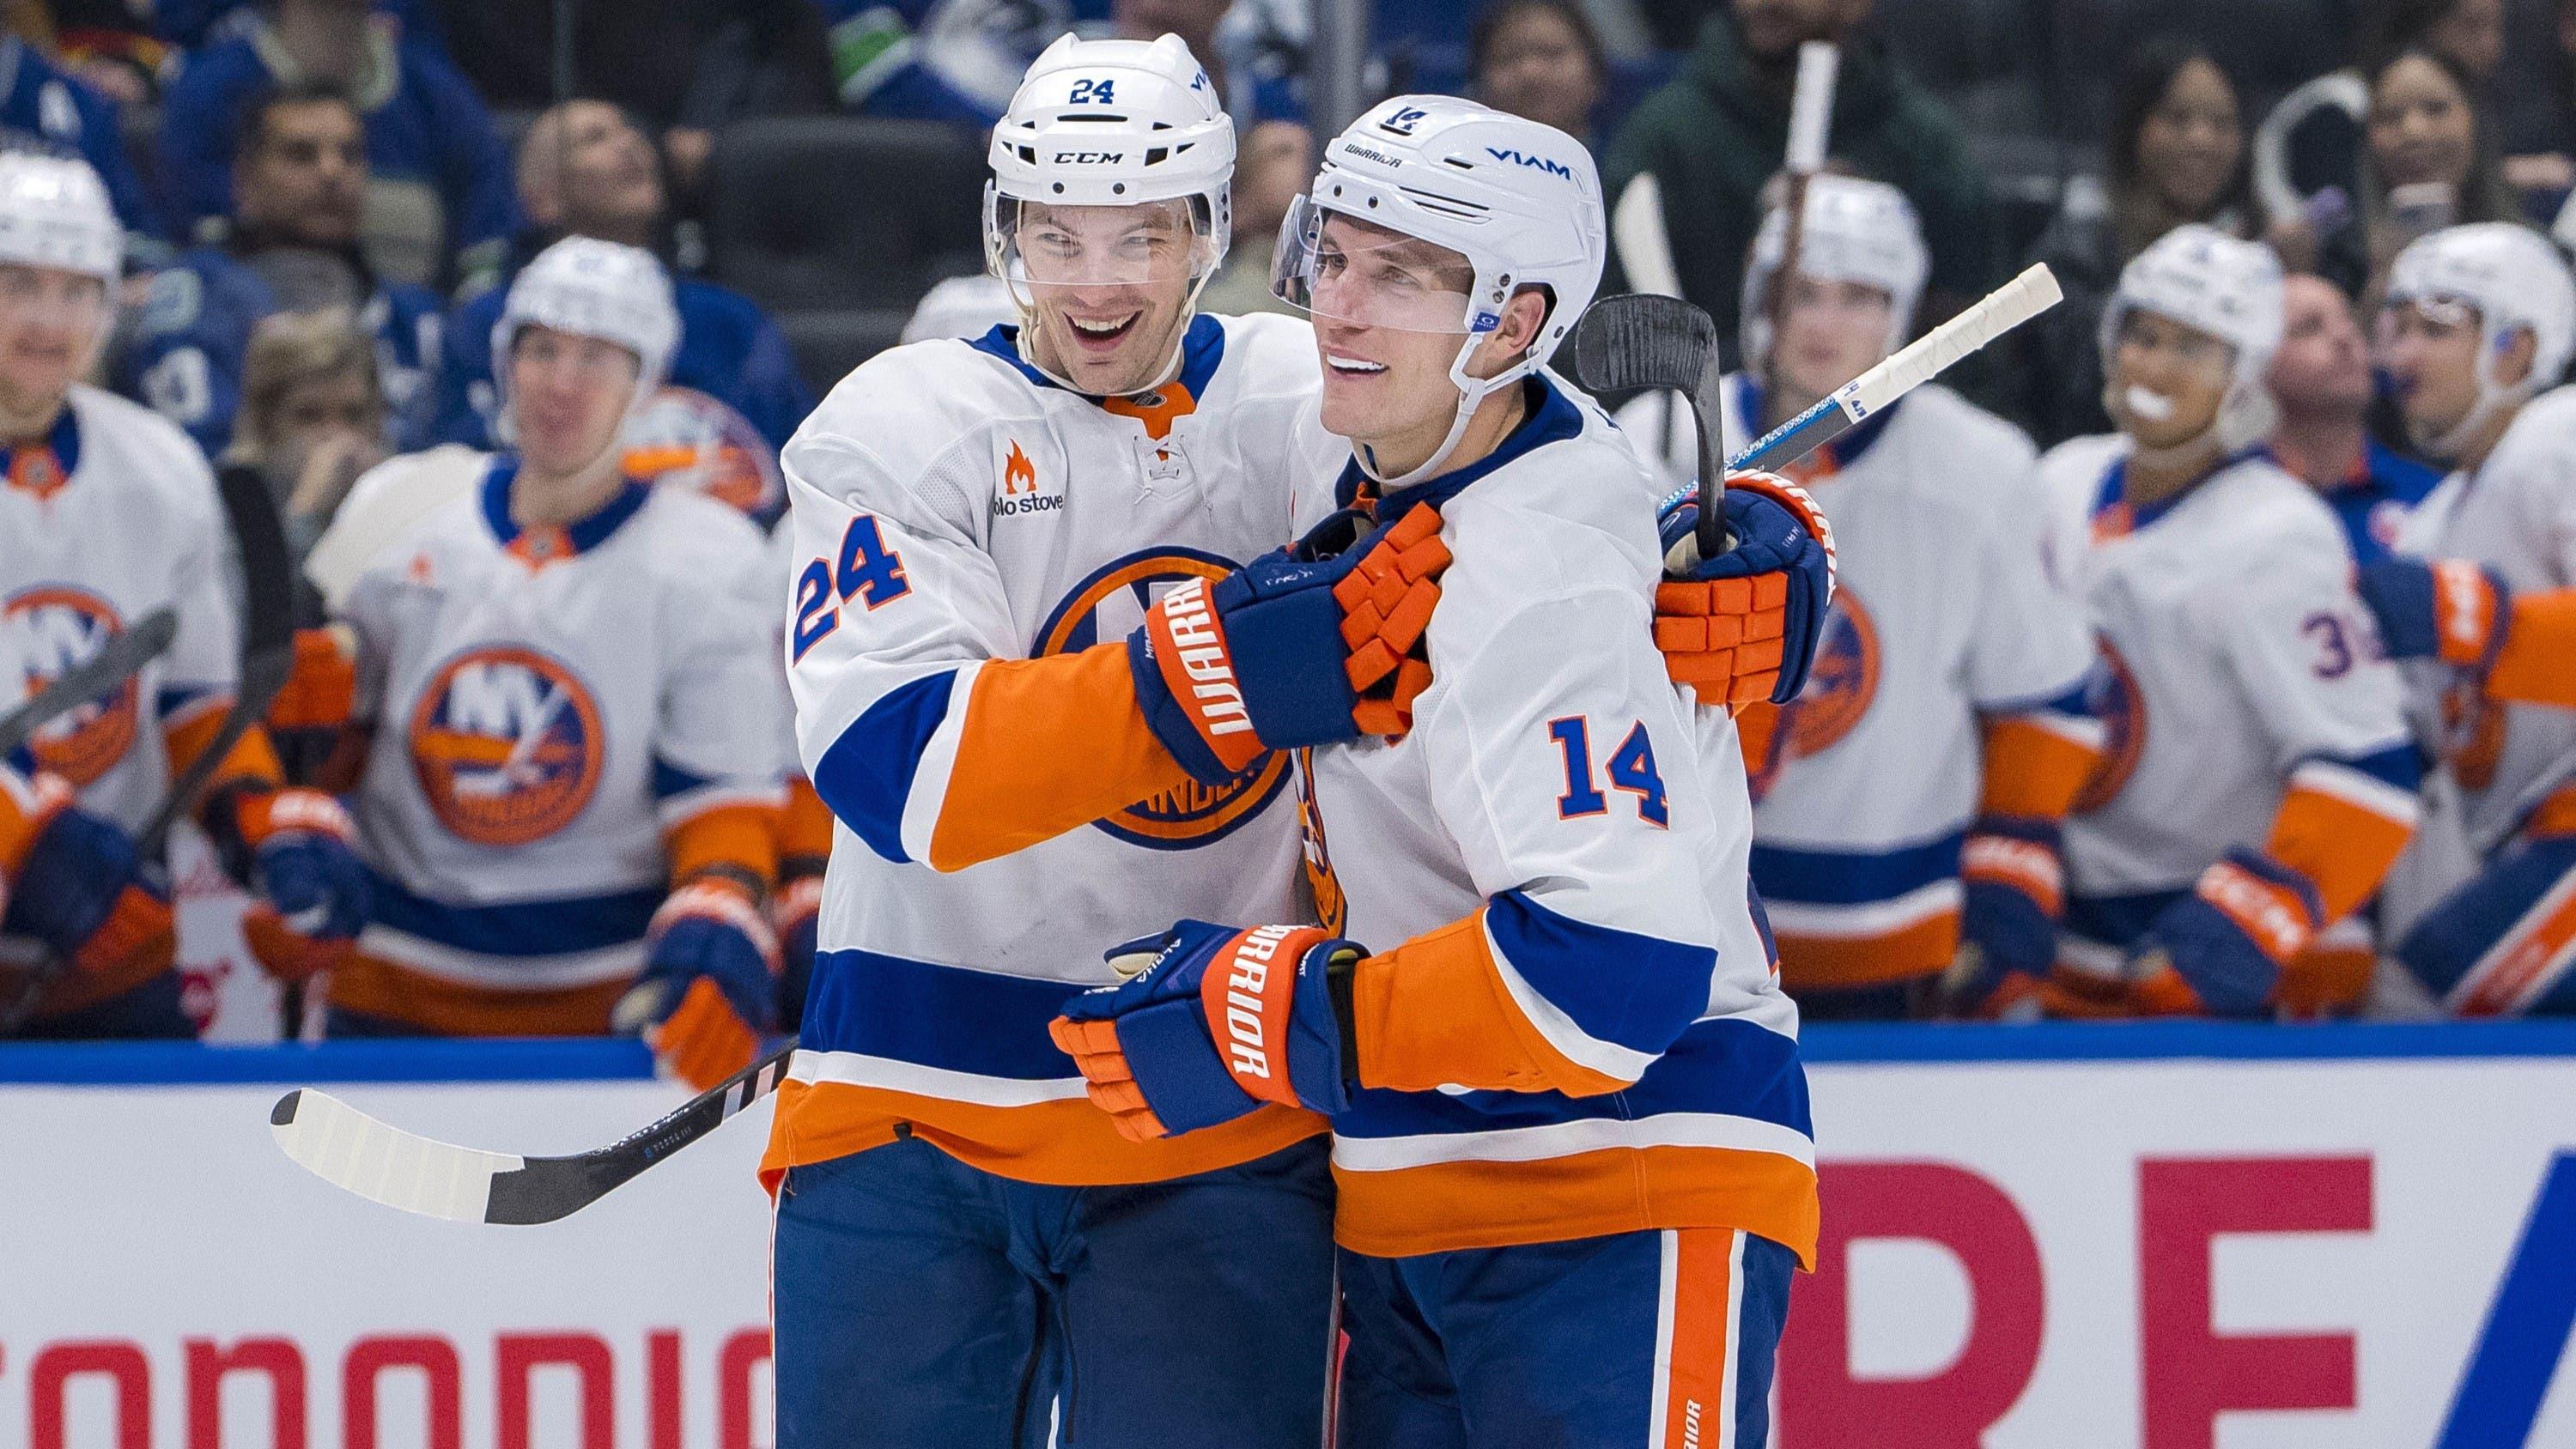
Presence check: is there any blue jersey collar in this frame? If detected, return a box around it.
[2094,444,2267,534]
[1338,374,1588,520]
[968,314,1227,403]
[0,406,80,500]
[481,456,653,560]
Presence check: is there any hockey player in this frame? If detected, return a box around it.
[1660,176,2101,1018]
[307,236,791,1082]
[0,151,368,1034]
[2354,224,2576,1014]
[1054,97,1814,1448]
[2033,226,2422,1018]
[0,760,178,1036]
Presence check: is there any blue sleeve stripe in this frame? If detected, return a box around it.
[1485,889,1716,1057]
[809,670,957,864]
[156,683,216,722]
[1749,829,1968,906]
[1982,676,2098,718]
[2330,743,2427,794]
[650,758,712,802]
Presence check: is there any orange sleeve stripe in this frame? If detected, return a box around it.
[1978,714,2104,821]
[925,642,1197,872]
[2266,783,2415,926]
[1329,1144,1820,1268]
[667,802,781,894]
[163,710,283,793]
[2490,589,2576,707]
[1350,912,1631,1099]
[776,775,835,864]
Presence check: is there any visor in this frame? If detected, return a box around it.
[985,190,1216,302]
[1270,196,1487,335]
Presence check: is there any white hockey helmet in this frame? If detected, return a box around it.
[2382,222,2576,458]
[0,150,120,285]
[984,34,1234,283]
[489,236,680,444]
[1274,94,1606,485]
[1740,174,1929,369]
[2098,223,2284,453]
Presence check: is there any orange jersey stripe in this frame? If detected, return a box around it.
[666,802,780,893]
[925,643,1197,871]
[327,954,628,1035]
[163,711,283,793]
[1978,714,2103,821]
[1662,1230,1739,1449]
[776,775,834,863]
[1775,908,1960,990]
[1329,1144,1820,1270]
[1349,913,1631,1098]
[757,1076,1325,1190]
[2489,589,2576,708]
[2267,782,2415,925]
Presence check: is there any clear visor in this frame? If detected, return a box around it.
[987,192,1217,303]
[0,264,108,340]
[2374,292,2482,350]
[1270,196,1487,335]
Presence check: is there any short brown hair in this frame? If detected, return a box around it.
[232,306,382,463]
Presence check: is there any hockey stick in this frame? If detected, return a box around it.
[1572,292,1725,550]
[0,606,178,759]
[136,463,298,861]
[270,1038,796,1223]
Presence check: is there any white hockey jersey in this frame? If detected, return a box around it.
[319,449,790,1033]
[765,312,1352,1190]
[0,385,235,832]
[1297,375,1816,1266]
[1693,377,2099,989]
[2390,385,2576,853]
[2037,439,2421,967]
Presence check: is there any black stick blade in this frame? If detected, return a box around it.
[1570,293,1719,396]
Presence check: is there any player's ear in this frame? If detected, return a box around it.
[1470,286,1553,379]
[2495,325,2538,390]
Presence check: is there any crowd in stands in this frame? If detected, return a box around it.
[4,0,2574,1044]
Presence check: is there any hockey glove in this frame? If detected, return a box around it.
[2354,557,2508,668]
[1946,815,2065,1015]
[617,881,779,1091]
[1050,920,1358,1142]
[233,786,369,982]
[2127,847,2327,1017]
[2,774,176,991]
[1129,503,1448,785]
[265,626,358,773]
[1656,472,1837,706]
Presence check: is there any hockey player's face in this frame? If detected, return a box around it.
[1303,215,1485,453]
[508,325,641,475]
[2377,299,2487,442]
[2109,309,2232,448]
[1771,274,1894,402]
[0,264,105,414]
[1015,200,1201,397]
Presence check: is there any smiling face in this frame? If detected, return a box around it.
[2376,295,2528,450]
[507,324,641,477]
[1012,199,1207,397]
[0,263,106,420]
[2368,53,2477,191]
[2108,306,2233,449]
[2137,57,2241,218]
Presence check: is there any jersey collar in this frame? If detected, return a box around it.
[1340,373,1587,520]
[480,456,653,564]
[1,406,79,503]
[969,314,1227,405]
[2093,443,2266,537]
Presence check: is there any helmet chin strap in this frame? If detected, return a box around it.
[2419,347,2528,463]
[2105,379,2272,474]
[1356,336,1523,492]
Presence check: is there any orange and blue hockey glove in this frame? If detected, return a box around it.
[2355,557,2507,668]
[226,785,369,982]
[1,770,176,999]
[617,880,779,1090]
[1946,815,2065,1016]
[264,626,358,773]
[2125,847,2327,1017]
[1050,920,1358,1143]
[1129,503,1448,785]
[1655,471,1837,707]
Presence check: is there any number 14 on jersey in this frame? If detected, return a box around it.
[1549,716,1669,827]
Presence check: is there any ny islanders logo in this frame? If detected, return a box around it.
[408,646,605,846]
[2072,636,2146,812]
[5,586,137,786]
[1778,588,1880,760]
[1035,548,1288,848]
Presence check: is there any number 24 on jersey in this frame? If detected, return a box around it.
[793,514,911,662]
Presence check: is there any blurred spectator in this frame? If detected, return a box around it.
[156,0,519,294]
[2263,272,2440,565]
[1469,0,1606,152]
[425,0,829,197]
[2252,0,2503,241]
[2021,39,2251,446]
[1602,0,1996,376]
[2308,45,2522,299]
[152,0,428,50]
[0,30,166,261]
[2500,0,2576,206]
[122,82,444,459]
[19,3,171,107]
[822,0,1067,125]
[434,100,815,522]
[1198,117,1311,317]
[226,306,388,560]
